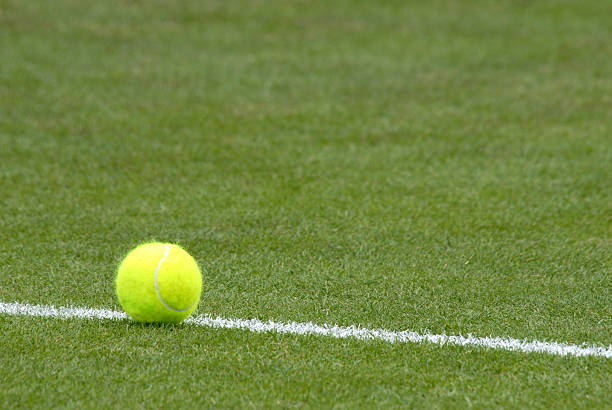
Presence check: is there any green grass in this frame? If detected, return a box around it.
[1,0,611,407]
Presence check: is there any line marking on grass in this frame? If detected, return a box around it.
[1,301,610,358]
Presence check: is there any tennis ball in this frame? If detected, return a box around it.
[115,242,202,323]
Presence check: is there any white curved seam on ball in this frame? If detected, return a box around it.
[154,244,198,312]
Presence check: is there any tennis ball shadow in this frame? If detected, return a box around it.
[126,320,184,329]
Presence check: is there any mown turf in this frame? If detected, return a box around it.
[2,316,610,408]
[1,0,611,407]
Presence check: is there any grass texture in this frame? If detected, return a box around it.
[1,0,611,407]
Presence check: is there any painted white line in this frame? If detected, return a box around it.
[1,301,610,358]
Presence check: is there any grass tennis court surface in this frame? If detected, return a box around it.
[1,0,611,407]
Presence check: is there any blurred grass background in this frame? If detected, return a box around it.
[1,0,611,407]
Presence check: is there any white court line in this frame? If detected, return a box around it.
[1,301,611,359]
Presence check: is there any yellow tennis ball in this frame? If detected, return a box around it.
[115,242,202,323]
